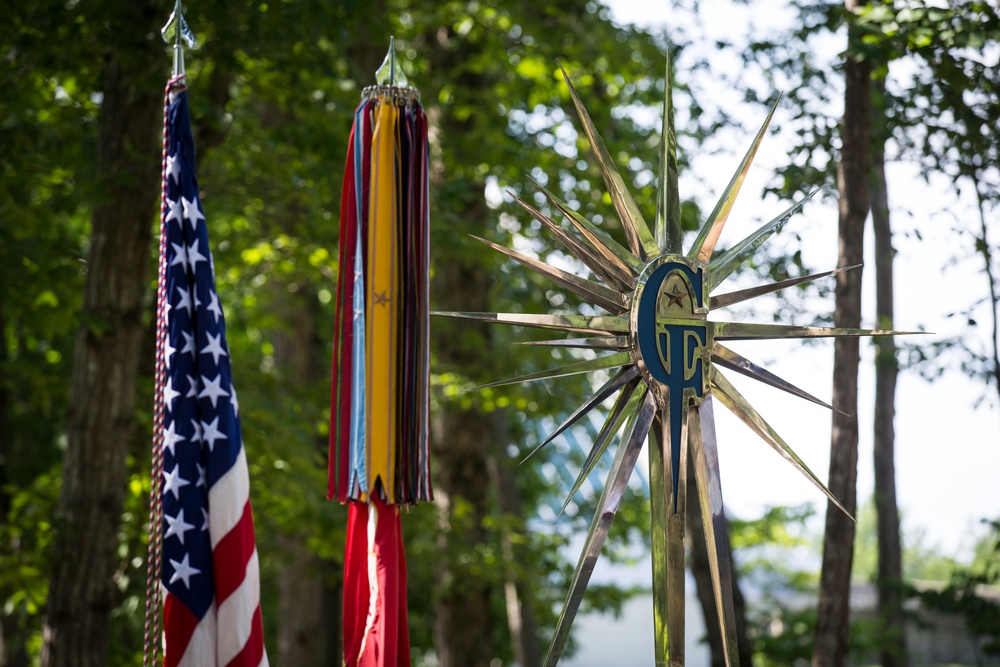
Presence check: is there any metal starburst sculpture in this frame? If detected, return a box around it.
[436,55,909,667]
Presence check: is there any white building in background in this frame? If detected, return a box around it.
[563,577,1000,667]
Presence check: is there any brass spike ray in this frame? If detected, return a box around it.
[522,366,639,464]
[517,336,630,351]
[688,95,782,264]
[554,378,644,505]
[432,311,630,336]
[468,351,633,392]
[710,367,853,519]
[710,265,861,309]
[689,397,741,666]
[532,178,643,275]
[656,49,682,254]
[470,234,630,314]
[507,191,635,292]
[707,186,822,292]
[543,390,657,667]
[559,63,660,261]
[712,321,923,341]
[712,343,843,414]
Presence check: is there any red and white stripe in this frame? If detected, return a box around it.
[165,447,267,667]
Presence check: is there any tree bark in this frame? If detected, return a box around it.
[870,76,908,667]
[687,458,753,667]
[488,447,542,667]
[812,2,871,665]
[272,290,329,666]
[430,398,499,667]
[40,4,162,665]
[429,251,499,666]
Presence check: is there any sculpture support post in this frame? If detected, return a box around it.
[651,401,687,666]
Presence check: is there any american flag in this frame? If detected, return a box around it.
[158,83,268,667]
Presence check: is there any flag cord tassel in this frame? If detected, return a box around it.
[143,71,187,667]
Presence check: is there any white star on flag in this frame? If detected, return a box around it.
[206,291,223,324]
[162,419,185,456]
[185,374,198,398]
[201,331,228,366]
[200,416,227,452]
[164,337,177,370]
[164,508,195,545]
[181,195,205,229]
[175,285,193,314]
[164,197,183,226]
[198,374,230,408]
[163,376,181,413]
[166,152,182,184]
[189,417,203,444]
[162,464,190,501]
[180,330,196,357]
[170,241,189,271]
[187,238,208,272]
[168,553,200,589]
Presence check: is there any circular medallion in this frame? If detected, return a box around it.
[630,255,711,409]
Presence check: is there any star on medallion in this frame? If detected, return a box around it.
[373,291,390,307]
[664,286,686,307]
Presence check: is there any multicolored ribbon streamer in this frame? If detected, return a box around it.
[330,89,430,667]
[330,93,431,507]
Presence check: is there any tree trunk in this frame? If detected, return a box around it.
[870,76,908,667]
[687,458,753,667]
[812,2,871,665]
[40,5,162,664]
[278,542,326,665]
[488,445,542,667]
[429,247,499,666]
[272,290,329,666]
